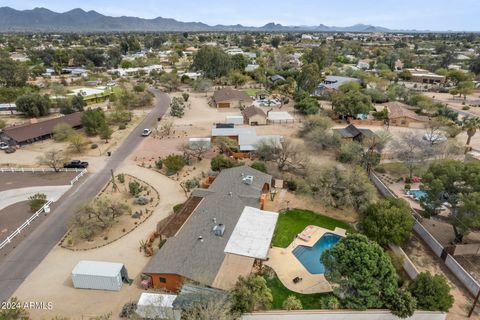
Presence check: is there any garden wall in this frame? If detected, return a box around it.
[243,310,446,320]
[444,254,480,296]
[389,244,419,279]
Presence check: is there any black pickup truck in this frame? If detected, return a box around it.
[63,160,89,169]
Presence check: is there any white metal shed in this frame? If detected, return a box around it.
[136,293,180,320]
[225,115,244,125]
[71,260,128,291]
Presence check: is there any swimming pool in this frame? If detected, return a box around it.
[408,189,427,200]
[292,233,342,274]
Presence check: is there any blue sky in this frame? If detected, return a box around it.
[2,0,480,31]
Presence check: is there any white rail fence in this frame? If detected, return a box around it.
[0,168,88,250]
[0,200,53,250]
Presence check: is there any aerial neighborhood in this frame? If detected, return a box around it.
[1,2,480,320]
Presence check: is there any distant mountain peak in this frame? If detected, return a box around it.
[0,6,413,32]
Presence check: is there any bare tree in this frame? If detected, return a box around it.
[181,141,211,161]
[255,138,308,173]
[157,119,174,138]
[393,131,426,179]
[37,149,68,172]
[424,118,448,146]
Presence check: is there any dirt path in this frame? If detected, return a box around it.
[12,161,186,319]
[404,236,477,319]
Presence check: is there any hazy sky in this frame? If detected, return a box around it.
[2,0,480,31]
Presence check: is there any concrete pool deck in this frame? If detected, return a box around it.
[265,226,346,294]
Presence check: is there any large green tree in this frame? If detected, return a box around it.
[231,274,273,313]
[408,272,453,312]
[361,198,414,246]
[421,160,480,241]
[81,108,106,136]
[0,58,28,87]
[331,83,372,117]
[191,46,232,79]
[16,93,51,117]
[297,63,321,93]
[321,234,398,309]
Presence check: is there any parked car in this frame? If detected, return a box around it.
[63,160,89,169]
[4,147,16,154]
[0,142,9,150]
[141,128,152,136]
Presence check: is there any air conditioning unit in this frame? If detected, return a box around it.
[242,175,254,185]
[213,224,225,236]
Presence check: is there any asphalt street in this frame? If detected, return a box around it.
[0,89,170,302]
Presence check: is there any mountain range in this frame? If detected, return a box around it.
[0,7,411,33]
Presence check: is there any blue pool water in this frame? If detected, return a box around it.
[408,189,427,200]
[292,233,342,274]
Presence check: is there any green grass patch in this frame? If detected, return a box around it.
[263,271,334,309]
[377,161,431,179]
[272,209,353,248]
[244,88,258,97]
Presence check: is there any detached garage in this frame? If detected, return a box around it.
[72,260,128,291]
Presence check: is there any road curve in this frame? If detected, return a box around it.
[0,89,170,302]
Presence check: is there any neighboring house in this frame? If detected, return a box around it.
[384,101,430,128]
[245,64,260,72]
[313,76,361,97]
[356,60,370,70]
[211,127,282,152]
[213,88,251,108]
[269,75,285,84]
[143,166,278,292]
[404,68,446,85]
[242,105,267,126]
[394,59,404,71]
[0,112,83,145]
[0,103,17,115]
[333,124,376,142]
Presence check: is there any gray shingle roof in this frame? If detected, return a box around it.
[143,166,272,287]
[213,88,250,103]
[334,124,376,139]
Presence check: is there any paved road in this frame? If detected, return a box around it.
[0,89,170,302]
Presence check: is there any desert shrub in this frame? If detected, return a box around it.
[117,174,125,183]
[129,180,143,196]
[91,143,98,149]
[250,161,268,173]
[29,193,47,212]
[163,154,186,175]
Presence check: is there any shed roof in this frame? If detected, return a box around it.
[137,293,177,308]
[267,111,294,121]
[243,105,267,119]
[72,260,123,277]
[385,103,430,122]
[224,206,278,260]
[3,112,82,143]
[333,124,376,138]
[213,88,250,103]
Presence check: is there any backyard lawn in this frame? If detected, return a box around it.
[263,269,335,309]
[244,88,258,97]
[272,209,353,248]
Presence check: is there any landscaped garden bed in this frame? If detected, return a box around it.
[61,173,160,250]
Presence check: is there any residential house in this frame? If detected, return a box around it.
[404,68,446,85]
[211,127,282,152]
[212,88,251,108]
[269,75,285,84]
[313,76,361,97]
[0,112,83,145]
[384,101,430,128]
[242,105,267,126]
[143,166,278,292]
[356,59,370,70]
[333,124,376,142]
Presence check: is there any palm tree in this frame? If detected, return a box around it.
[463,116,480,146]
